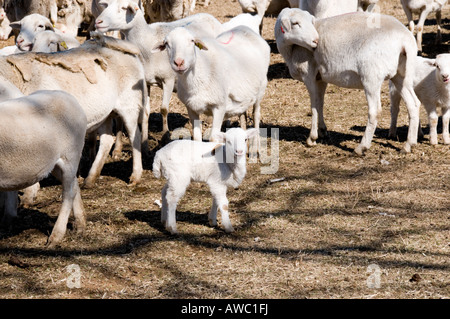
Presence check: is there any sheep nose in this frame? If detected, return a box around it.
[16,37,24,45]
[312,39,319,46]
[174,58,185,68]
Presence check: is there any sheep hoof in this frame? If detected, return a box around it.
[306,137,317,147]
[209,218,217,227]
[353,145,366,156]
[443,138,450,145]
[46,233,64,249]
[166,225,178,235]
[82,179,95,189]
[400,143,412,154]
[224,226,235,233]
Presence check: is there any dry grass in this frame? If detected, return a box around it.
[0,0,448,299]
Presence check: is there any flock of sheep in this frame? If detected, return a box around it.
[0,0,449,247]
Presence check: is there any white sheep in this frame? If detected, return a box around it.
[358,0,379,11]
[10,13,80,52]
[400,0,448,54]
[2,0,58,25]
[389,53,450,145]
[0,34,149,188]
[152,26,269,150]
[0,7,12,40]
[297,0,359,19]
[188,0,211,13]
[153,127,258,234]
[275,8,421,155]
[95,0,222,134]
[222,12,264,34]
[144,0,189,22]
[0,90,87,248]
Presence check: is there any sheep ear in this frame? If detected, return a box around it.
[280,17,291,33]
[45,21,55,31]
[9,21,21,30]
[127,3,141,14]
[194,39,208,51]
[245,128,259,139]
[151,42,166,53]
[58,41,68,51]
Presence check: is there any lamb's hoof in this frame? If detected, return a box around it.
[400,143,412,154]
[166,225,178,235]
[128,174,141,187]
[443,139,450,145]
[209,219,217,227]
[353,145,366,156]
[46,232,64,249]
[224,226,235,233]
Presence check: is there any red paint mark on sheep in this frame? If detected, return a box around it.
[220,32,234,45]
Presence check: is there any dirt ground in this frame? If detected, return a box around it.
[0,0,448,300]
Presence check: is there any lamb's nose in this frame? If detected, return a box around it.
[16,37,23,45]
[174,58,184,68]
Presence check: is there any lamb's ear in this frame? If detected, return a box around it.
[245,128,259,139]
[9,21,22,30]
[151,41,166,53]
[44,20,55,31]
[57,40,69,51]
[194,39,208,51]
[280,17,291,33]
[126,2,141,14]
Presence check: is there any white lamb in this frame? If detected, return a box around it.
[95,0,222,134]
[153,127,258,234]
[389,53,450,145]
[222,12,263,34]
[152,26,270,150]
[297,0,359,19]
[275,8,421,155]
[10,13,80,51]
[400,0,448,54]
[0,90,87,248]
[31,30,79,52]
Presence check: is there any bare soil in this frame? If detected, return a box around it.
[0,0,448,299]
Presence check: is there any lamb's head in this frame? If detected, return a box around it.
[275,8,319,52]
[10,14,55,51]
[153,27,208,75]
[212,128,259,164]
[32,31,69,53]
[95,0,143,32]
[434,54,450,84]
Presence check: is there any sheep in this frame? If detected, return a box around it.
[0,45,20,55]
[188,0,210,12]
[0,7,12,40]
[2,0,58,25]
[152,26,270,149]
[10,13,80,52]
[400,0,448,54]
[389,54,450,145]
[0,33,149,188]
[297,0,359,19]
[153,127,258,234]
[95,0,222,134]
[0,90,87,248]
[238,0,297,16]
[144,0,189,22]
[275,8,421,155]
[31,30,78,52]
[358,0,379,12]
[222,12,264,35]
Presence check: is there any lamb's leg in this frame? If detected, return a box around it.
[209,184,233,233]
[388,82,401,140]
[21,182,40,207]
[161,183,169,225]
[354,86,382,156]
[428,108,439,145]
[161,77,175,134]
[249,99,261,161]
[442,105,450,144]
[188,109,202,141]
[402,4,415,34]
[209,198,218,227]
[164,179,189,235]
[47,160,78,248]
[112,118,124,161]
[306,81,328,146]
[83,119,115,188]
[416,7,433,54]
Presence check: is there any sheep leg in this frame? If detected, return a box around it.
[428,108,439,145]
[163,180,189,234]
[355,87,381,156]
[141,94,151,157]
[388,82,401,140]
[209,198,218,227]
[0,191,18,226]
[188,109,202,141]
[306,81,328,146]
[161,183,169,225]
[83,119,115,188]
[416,8,432,54]
[190,0,196,12]
[119,109,143,186]
[161,78,175,134]
[209,184,233,233]
[441,105,450,144]
[435,10,442,44]
[210,107,226,142]
[402,3,415,34]
[112,118,124,161]
[249,100,261,161]
[47,160,79,248]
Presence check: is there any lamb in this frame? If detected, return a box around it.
[297,0,359,19]
[238,0,297,16]
[31,30,78,52]
[153,127,258,234]
[389,53,450,145]
[10,13,80,52]
[95,0,222,134]
[0,90,87,248]
[400,0,448,54]
[275,8,421,155]
[0,7,12,40]
[152,26,270,149]
[0,34,149,188]
[222,12,264,34]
